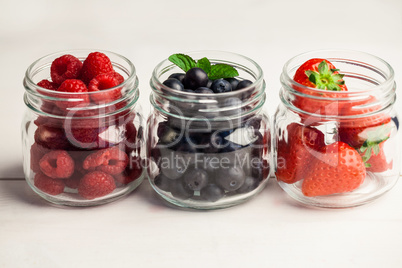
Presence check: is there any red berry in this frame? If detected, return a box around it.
[34,173,65,195]
[115,157,143,185]
[81,52,114,84]
[78,171,116,200]
[56,79,89,110]
[34,125,70,150]
[301,141,366,197]
[39,150,75,179]
[37,79,58,91]
[30,143,50,173]
[51,54,83,85]
[64,171,82,189]
[82,147,128,175]
[88,72,123,104]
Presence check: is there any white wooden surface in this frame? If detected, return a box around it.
[1,0,402,267]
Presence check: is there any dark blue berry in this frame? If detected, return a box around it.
[157,122,181,145]
[183,168,208,191]
[182,68,208,90]
[170,180,194,200]
[235,79,253,90]
[207,79,213,88]
[225,78,239,90]
[154,173,172,192]
[194,87,214,94]
[211,79,232,93]
[215,165,245,191]
[163,78,184,91]
[235,176,259,194]
[200,184,225,202]
[168,73,185,83]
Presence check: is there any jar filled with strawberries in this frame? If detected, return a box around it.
[275,50,400,208]
[22,50,144,206]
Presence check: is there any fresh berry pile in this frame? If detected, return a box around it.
[161,53,252,94]
[151,54,269,203]
[276,59,393,197]
[31,52,142,200]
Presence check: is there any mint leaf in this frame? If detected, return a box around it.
[168,54,196,72]
[196,57,211,74]
[208,64,239,80]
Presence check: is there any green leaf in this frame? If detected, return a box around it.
[196,57,211,74]
[208,64,239,80]
[168,54,196,72]
[318,60,330,75]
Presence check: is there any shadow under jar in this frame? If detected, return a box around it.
[22,50,144,206]
[147,51,271,209]
[274,50,400,208]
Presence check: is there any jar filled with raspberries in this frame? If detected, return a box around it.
[147,51,271,209]
[275,50,400,208]
[22,50,144,206]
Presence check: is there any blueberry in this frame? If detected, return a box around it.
[219,140,242,153]
[215,165,245,191]
[211,79,232,93]
[200,184,225,202]
[157,122,181,145]
[173,140,197,153]
[154,173,172,191]
[203,133,224,153]
[235,79,253,90]
[207,79,213,88]
[223,97,242,107]
[235,176,259,194]
[183,168,208,191]
[168,73,185,83]
[225,78,239,90]
[170,180,194,200]
[182,68,208,90]
[163,78,184,91]
[194,87,214,94]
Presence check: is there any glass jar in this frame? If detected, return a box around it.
[22,50,144,206]
[274,50,400,208]
[147,51,271,209]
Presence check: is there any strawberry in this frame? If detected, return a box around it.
[339,95,393,172]
[301,141,366,197]
[276,123,325,184]
[292,59,347,117]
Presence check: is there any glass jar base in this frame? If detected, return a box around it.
[149,177,269,210]
[26,171,145,207]
[278,172,399,208]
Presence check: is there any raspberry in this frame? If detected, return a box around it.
[115,158,143,185]
[67,126,110,150]
[81,52,114,84]
[64,171,82,189]
[56,79,89,110]
[37,79,58,91]
[111,71,124,84]
[88,72,123,104]
[34,125,70,150]
[30,143,50,173]
[34,173,65,195]
[78,171,116,199]
[39,150,75,179]
[82,147,128,175]
[51,54,83,85]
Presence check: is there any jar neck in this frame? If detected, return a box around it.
[23,49,139,119]
[280,50,396,119]
[149,51,266,129]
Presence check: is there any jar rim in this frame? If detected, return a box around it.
[24,49,137,98]
[281,49,395,96]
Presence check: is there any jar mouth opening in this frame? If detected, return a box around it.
[23,49,140,118]
[24,49,137,98]
[281,49,395,97]
[151,50,264,98]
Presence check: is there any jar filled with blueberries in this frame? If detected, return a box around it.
[274,50,400,208]
[22,50,144,206]
[147,51,271,209]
